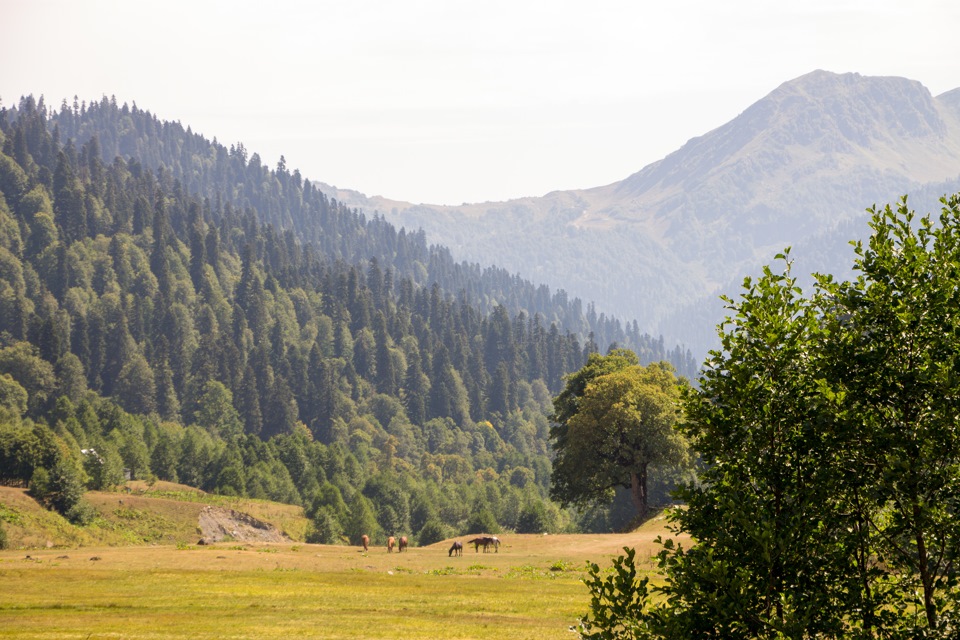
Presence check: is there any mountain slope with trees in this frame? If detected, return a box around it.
[335,71,960,356]
[38,95,695,374]
[0,95,689,542]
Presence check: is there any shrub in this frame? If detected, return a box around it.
[306,509,343,544]
[65,499,97,526]
[45,460,86,516]
[577,548,650,639]
[465,508,500,535]
[417,518,452,546]
[28,466,51,501]
[516,501,550,533]
[28,460,89,523]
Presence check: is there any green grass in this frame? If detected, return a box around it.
[0,547,588,639]
[0,483,683,638]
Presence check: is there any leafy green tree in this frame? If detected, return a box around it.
[113,426,152,481]
[177,426,214,488]
[113,352,156,415]
[309,482,349,525]
[817,196,960,631]
[344,493,381,546]
[417,518,452,546]
[193,380,243,440]
[647,254,867,638]
[0,372,28,419]
[26,211,58,258]
[0,422,63,485]
[0,153,29,213]
[54,353,87,405]
[0,341,57,415]
[583,195,960,638]
[84,441,125,490]
[31,457,89,523]
[306,507,343,544]
[363,473,410,536]
[516,500,551,534]
[149,432,179,482]
[465,503,500,535]
[551,355,688,519]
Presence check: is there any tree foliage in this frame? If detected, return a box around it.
[581,195,960,638]
[551,352,689,519]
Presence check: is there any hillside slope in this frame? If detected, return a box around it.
[348,71,960,354]
[0,482,307,549]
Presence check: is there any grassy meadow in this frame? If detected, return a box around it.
[0,530,674,639]
[0,484,683,639]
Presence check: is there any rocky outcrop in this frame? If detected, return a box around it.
[197,506,290,544]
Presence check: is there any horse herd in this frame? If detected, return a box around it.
[359,534,501,556]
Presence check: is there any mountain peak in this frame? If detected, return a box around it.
[764,69,945,140]
[379,71,960,354]
[615,70,957,202]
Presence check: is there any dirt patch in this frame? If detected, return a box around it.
[197,506,291,544]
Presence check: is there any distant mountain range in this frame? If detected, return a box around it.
[321,71,960,356]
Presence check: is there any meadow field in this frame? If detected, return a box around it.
[0,486,681,640]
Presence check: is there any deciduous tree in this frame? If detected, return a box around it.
[551,352,688,519]
[580,195,960,638]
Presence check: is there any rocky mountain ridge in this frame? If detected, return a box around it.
[326,71,960,356]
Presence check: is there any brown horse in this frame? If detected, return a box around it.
[361,534,369,552]
[467,536,493,553]
[387,536,395,552]
[398,536,408,552]
[448,541,463,557]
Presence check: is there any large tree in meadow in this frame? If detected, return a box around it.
[550,351,689,519]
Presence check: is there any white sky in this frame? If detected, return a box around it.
[2,0,959,205]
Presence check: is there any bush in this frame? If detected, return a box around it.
[28,466,51,501]
[465,508,500,535]
[306,509,343,544]
[417,518,453,546]
[29,460,88,522]
[0,521,8,549]
[577,548,650,639]
[516,501,550,533]
[46,459,86,516]
[65,499,97,526]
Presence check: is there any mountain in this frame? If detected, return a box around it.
[337,71,960,355]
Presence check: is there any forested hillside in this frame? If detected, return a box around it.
[0,96,688,540]
[362,72,960,356]
[39,95,695,373]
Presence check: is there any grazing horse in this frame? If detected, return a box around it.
[387,536,395,552]
[489,536,501,553]
[448,541,463,557]
[361,534,369,552]
[398,536,408,552]
[467,536,494,553]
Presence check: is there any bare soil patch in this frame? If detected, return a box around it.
[196,505,291,544]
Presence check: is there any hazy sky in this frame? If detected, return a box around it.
[3,0,958,205]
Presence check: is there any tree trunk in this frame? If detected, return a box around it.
[630,463,648,519]
[914,503,937,629]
